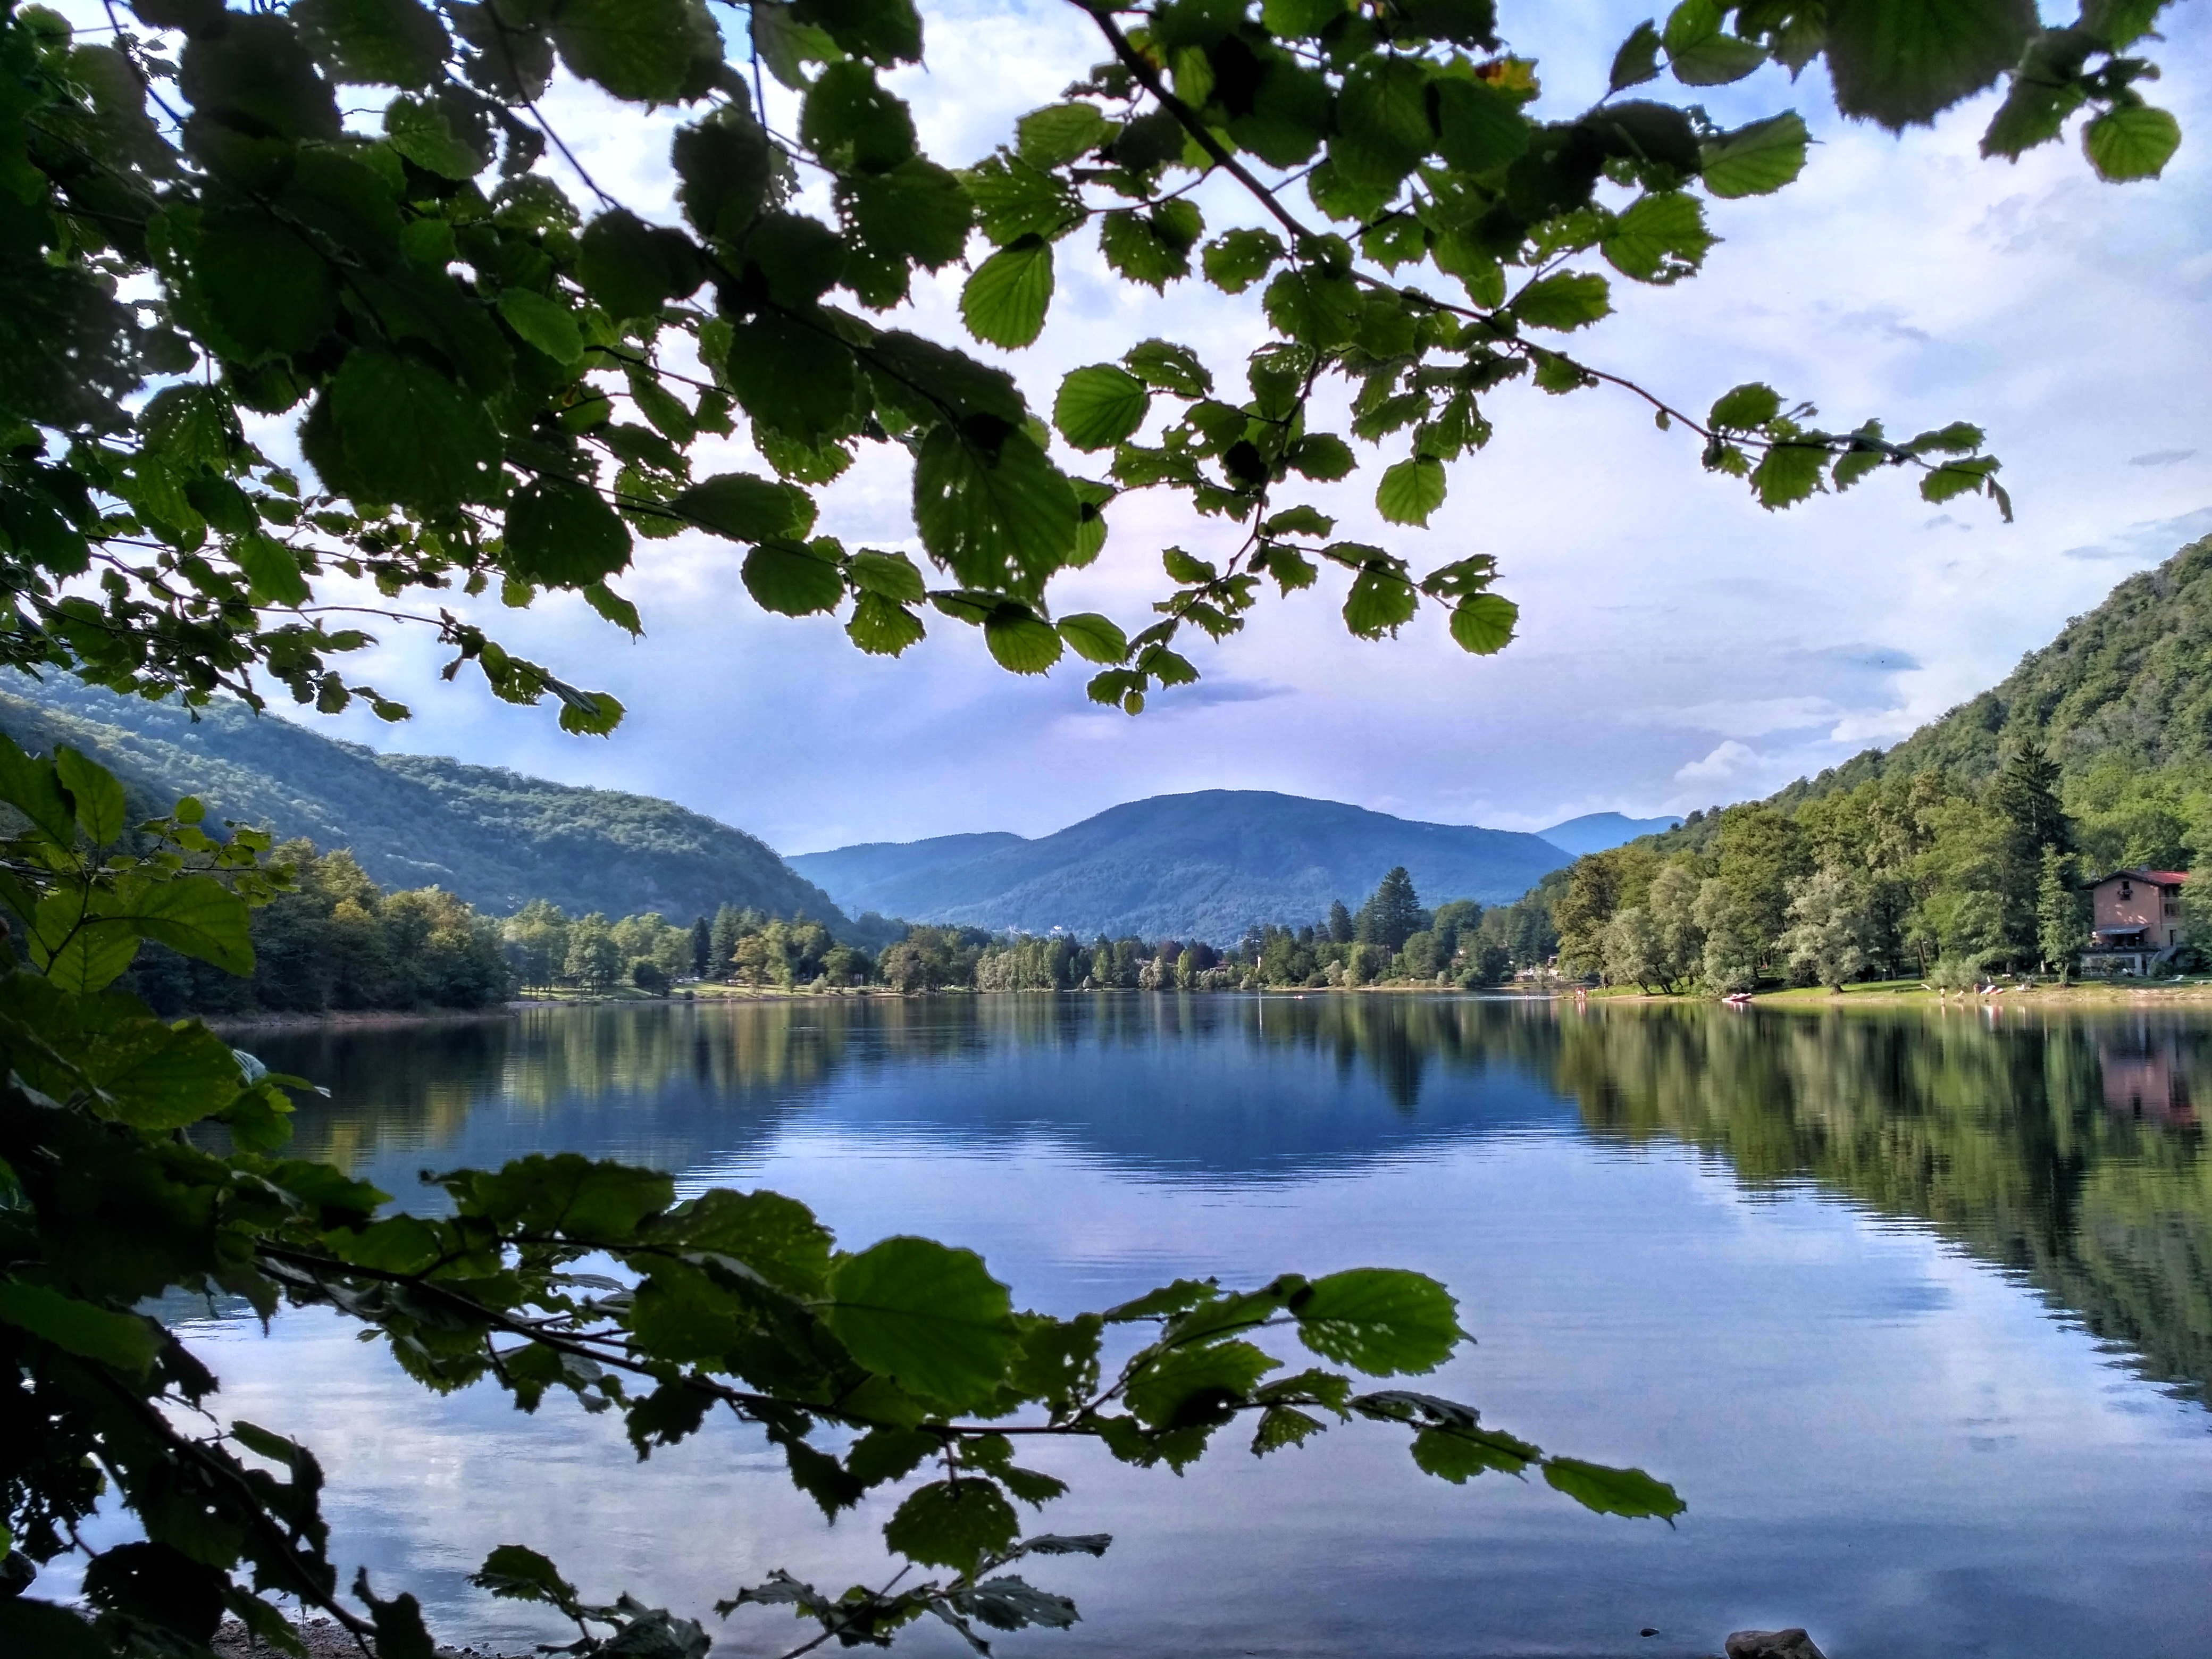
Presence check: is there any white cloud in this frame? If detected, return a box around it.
[250,1,2212,852]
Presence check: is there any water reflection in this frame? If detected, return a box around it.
[203,995,2212,1659]
[250,995,2212,1405]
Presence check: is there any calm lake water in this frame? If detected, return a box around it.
[169,996,2212,1656]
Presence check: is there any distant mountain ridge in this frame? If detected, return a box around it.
[0,677,845,926]
[1537,811,1685,856]
[790,791,1572,942]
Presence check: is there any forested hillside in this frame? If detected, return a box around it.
[791,791,1571,942]
[1777,534,2212,801]
[0,677,845,926]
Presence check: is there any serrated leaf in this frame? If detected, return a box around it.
[471,1545,577,1607]
[1542,1457,1686,1519]
[984,607,1063,674]
[1750,439,1827,509]
[1375,457,1446,526]
[1054,366,1151,451]
[1510,271,1611,331]
[1707,381,1782,430]
[1449,593,1517,653]
[1200,228,1286,294]
[1699,112,1809,198]
[1057,613,1128,664]
[1286,434,1354,480]
[1293,1269,1461,1375]
[825,1237,1020,1411]
[884,1480,1019,1576]
[1252,1404,1326,1454]
[1669,31,1766,85]
[295,0,451,87]
[962,237,1055,349]
[506,476,631,587]
[1018,102,1113,167]
[1824,0,2036,130]
[1410,1424,1539,1481]
[1609,19,1663,89]
[320,351,501,510]
[1601,192,1713,283]
[913,426,1078,597]
[2084,102,2181,181]
[847,594,927,656]
[235,534,312,607]
[743,539,845,616]
[1126,1340,1277,1429]
[55,747,126,845]
[0,1283,160,1373]
[551,0,711,102]
[673,473,810,542]
[1343,567,1417,638]
[1100,204,1201,291]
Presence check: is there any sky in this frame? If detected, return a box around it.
[265,0,2212,852]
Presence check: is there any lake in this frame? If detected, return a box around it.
[169,995,2212,1656]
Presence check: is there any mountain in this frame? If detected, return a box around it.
[1775,533,2212,806]
[0,677,846,927]
[788,791,1573,942]
[1538,811,1685,856]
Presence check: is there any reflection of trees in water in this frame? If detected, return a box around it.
[254,994,2212,1403]
[1551,1006,2212,1404]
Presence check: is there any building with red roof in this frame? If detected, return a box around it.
[2081,867,2190,975]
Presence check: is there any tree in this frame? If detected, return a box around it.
[1326,899,1355,945]
[0,0,2188,1650]
[1992,739,2073,952]
[563,912,624,991]
[1646,859,1706,987]
[2038,847,2089,979]
[1359,867,1423,952]
[690,915,713,978]
[1600,906,1666,993]
[1778,864,1870,992]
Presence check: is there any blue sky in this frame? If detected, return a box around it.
[276,0,2212,852]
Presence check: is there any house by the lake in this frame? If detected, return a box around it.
[2081,867,2189,975]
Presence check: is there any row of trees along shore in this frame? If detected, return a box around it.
[120,847,1554,1014]
[1545,740,2212,994]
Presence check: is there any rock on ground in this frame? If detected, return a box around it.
[1725,1629,1830,1659]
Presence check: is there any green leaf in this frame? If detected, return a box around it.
[1449,593,1517,653]
[985,607,1063,674]
[1601,192,1714,283]
[800,61,918,172]
[111,873,255,977]
[792,0,923,65]
[743,539,845,616]
[577,210,701,320]
[1542,1457,1686,1519]
[1375,457,1446,527]
[1432,77,1528,174]
[234,533,312,607]
[506,476,631,587]
[1263,0,1347,34]
[673,473,811,542]
[2084,103,2181,181]
[1293,1269,1461,1375]
[883,1480,1019,1576]
[1699,111,1810,197]
[0,736,74,844]
[0,1282,160,1373]
[1708,381,1782,429]
[843,160,977,284]
[960,155,1079,248]
[1824,0,2037,130]
[1054,366,1151,451]
[1343,567,1417,638]
[471,1545,577,1607]
[720,313,859,446]
[1252,1404,1326,1454]
[961,237,1055,349]
[912,425,1078,597]
[1331,56,1434,189]
[1669,31,1766,85]
[1200,228,1286,294]
[1123,339,1212,397]
[319,351,501,510]
[1286,434,1355,480]
[1018,102,1113,167]
[1510,271,1611,331]
[848,593,926,655]
[384,94,485,178]
[1752,439,1828,509]
[1609,19,1663,90]
[191,207,340,361]
[498,289,584,366]
[1126,1340,1276,1429]
[1099,204,1202,291]
[551,0,714,101]
[824,1237,1020,1410]
[294,0,451,87]
[1057,613,1128,665]
[54,748,125,845]
[1410,1423,1539,1481]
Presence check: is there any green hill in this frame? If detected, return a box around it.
[790,791,1572,943]
[1774,534,2212,805]
[0,677,846,927]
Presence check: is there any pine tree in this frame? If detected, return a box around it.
[1364,867,1425,952]
[2037,847,2087,979]
[1327,899,1354,944]
[691,917,713,977]
[1993,739,2072,953]
[708,904,743,980]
